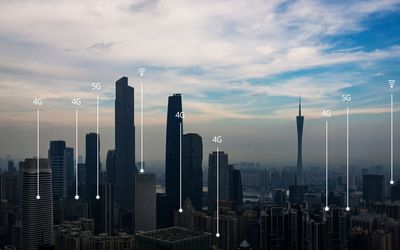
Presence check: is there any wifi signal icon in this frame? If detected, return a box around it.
[138,68,146,77]
[388,79,396,89]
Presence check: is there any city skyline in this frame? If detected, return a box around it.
[1,0,400,167]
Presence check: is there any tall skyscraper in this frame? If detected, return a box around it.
[182,133,203,210]
[64,147,74,197]
[91,183,113,235]
[48,140,66,200]
[135,172,156,232]
[296,97,304,185]
[208,151,229,212]
[21,158,53,250]
[114,77,136,217]
[85,133,99,186]
[165,94,183,209]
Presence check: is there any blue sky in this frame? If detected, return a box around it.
[0,0,399,169]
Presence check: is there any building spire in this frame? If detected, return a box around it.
[299,95,302,116]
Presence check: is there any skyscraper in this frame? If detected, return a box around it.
[114,77,136,222]
[231,168,243,206]
[21,158,53,250]
[85,133,99,186]
[106,150,115,184]
[48,140,66,200]
[165,94,183,209]
[64,147,74,197]
[135,172,156,232]
[182,133,203,210]
[296,97,304,185]
[208,151,229,212]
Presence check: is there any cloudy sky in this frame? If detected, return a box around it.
[0,0,400,171]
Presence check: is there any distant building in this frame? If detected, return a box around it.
[296,97,304,185]
[182,133,203,210]
[363,175,385,203]
[135,172,156,232]
[48,140,66,200]
[135,227,212,250]
[21,158,53,250]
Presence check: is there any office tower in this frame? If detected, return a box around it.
[135,227,212,250]
[231,168,243,206]
[363,175,385,203]
[64,147,74,197]
[114,77,136,221]
[208,151,229,212]
[85,133,99,186]
[48,140,66,200]
[165,94,183,208]
[21,158,53,250]
[296,97,304,185]
[135,172,156,232]
[182,133,203,210]
[289,180,308,204]
[272,189,287,207]
[91,183,113,235]
[106,150,115,184]
[391,182,400,201]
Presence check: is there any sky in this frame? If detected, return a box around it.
[0,0,400,171]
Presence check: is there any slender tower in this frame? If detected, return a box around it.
[114,77,136,232]
[296,97,304,185]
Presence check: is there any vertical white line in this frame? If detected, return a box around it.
[216,147,220,237]
[391,93,394,184]
[179,122,182,212]
[36,109,40,199]
[140,80,144,173]
[96,95,100,199]
[75,109,79,199]
[325,120,329,211]
[346,107,349,210]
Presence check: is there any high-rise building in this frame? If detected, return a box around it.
[135,172,156,232]
[106,150,115,184]
[325,207,349,250]
[165,94,183,210]
[182,133,203,210]
[231,168,243,206]
[363,175,385,203]
[91,183,113,235]
[260,207,288,250]
[85,133,99,186]
[48,140,66,200]
[296,97,304,185]
[114,77,136,229]
[208,151,229,212]
[21,158,53,250]
[64,147,74,197]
